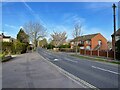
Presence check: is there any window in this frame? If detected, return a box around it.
[81,41,84,44]
[86,41,88,44]
[86,46,90,50]
[79,41,81,44]
[98,40,102,45]
[86,40,90,44]
[71,42,74,44]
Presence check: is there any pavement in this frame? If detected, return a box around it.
[38,48,120,89]
[2,52,85,88]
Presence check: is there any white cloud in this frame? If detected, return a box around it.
[19,26,23,29]
[82,26,112,41]
[22,1,47,27]
[62,14,85,26]
[23,1,34,14]
[5,24,18,29]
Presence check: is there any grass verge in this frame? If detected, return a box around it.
[0,53,12,62]
[70,54,120,65]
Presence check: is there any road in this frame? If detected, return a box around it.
[38,48,120,89]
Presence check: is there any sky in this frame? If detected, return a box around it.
[1,2,119,41]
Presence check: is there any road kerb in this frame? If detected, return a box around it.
[38,53,99,90]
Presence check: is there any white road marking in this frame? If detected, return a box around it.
[92,66,120,75]
[54,59,59,61]
[65,59,78,63]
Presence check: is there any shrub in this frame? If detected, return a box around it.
[0,53,5,61]
[15,41,27,54]
[2,42,14,55]
[59,44,70,48]
[47,44,55,49]
[59,46,80,52]
[59,48,74,52]
[2,41,28,55]
[72,46,80,52]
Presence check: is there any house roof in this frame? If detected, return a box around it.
[111,28,120,36]
[0,33,11,38]
[71,33,99,42]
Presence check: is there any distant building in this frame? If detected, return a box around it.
[70,33,108,50]
[0,33,14,42]
[111,28,120,50]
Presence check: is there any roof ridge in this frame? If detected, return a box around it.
[78,33,99,37]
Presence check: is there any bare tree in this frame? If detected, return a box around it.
[51,31,67,47]
[72,23,83,54]
[23,21,46,49]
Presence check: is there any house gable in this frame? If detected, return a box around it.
[91,33,107,50]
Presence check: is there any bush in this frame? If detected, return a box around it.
[59,46,80,52]
[2,40,28,55]
[73,46,80,52]
[0,53,5,61]
[47,44,55,49]
[59,48,74,52]
[15,41,28,54]
[59,44,70,48]
[2,42,14,55]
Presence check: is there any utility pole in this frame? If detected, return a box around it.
[112,3,117,60]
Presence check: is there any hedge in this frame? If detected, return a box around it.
[59,44,70,48]
[2,41,28,55]
[59,48,79,52]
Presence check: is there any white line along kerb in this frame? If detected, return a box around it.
[92,66,120,75]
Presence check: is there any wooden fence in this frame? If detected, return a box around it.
[80,49,114,59]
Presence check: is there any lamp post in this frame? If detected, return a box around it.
[112,3,117,60]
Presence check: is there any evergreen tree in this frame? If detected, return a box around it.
[17,28,29,44]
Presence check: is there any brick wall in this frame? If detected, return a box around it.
[91,33,108,50]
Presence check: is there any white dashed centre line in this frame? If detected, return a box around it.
[92,66,119,75]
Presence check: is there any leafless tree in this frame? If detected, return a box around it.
[23,21,46,49]
[72,23,83,54]
[51,31,67,47]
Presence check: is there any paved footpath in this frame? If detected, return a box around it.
[2,52,85,88]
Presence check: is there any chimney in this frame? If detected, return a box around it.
[2,33,4,36]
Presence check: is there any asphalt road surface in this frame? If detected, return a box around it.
[38,48,120,89]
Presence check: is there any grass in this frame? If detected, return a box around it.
[0,53,5,58]
[70,54,120,65]
[0,53,13,62]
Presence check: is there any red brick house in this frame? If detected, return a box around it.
[111,28,120,50]
[70,33,108,50]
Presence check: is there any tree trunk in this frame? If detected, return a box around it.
[75,42,77,55]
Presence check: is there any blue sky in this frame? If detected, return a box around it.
[1,2,119,41]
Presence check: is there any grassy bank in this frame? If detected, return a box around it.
[71,54,120,65]
[0,53,12,62]
[0,53,5,61]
